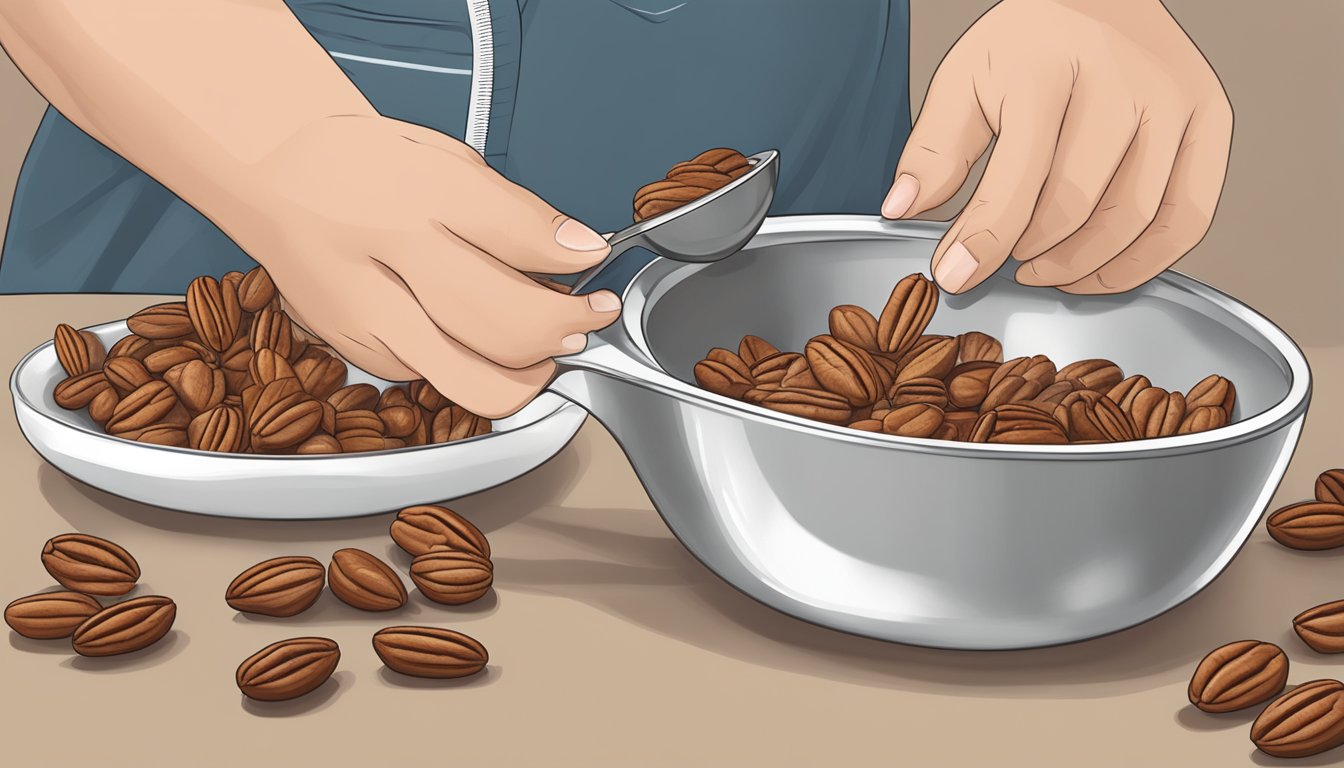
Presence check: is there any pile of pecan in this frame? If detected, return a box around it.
[632,148,751,222]
[51,266,491,454]
[692,273,1237,444]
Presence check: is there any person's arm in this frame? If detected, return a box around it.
[0,1,621,417]
[0,1,373,224]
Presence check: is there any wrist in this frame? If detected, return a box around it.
[188,112,387,260]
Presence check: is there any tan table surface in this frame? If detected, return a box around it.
[1,292,1340,767]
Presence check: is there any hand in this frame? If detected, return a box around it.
[226,115,621,417]
[882,0,1232,295]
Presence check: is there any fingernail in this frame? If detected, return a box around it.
[587,290,621,313]
[555,219,609,251]
[881,174,919,219]
[561,333,588,353]
[934,242,978,293]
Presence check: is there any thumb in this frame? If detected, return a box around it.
[882,59,993,220]
[447,165,611,275]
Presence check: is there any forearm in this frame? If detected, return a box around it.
[0,0,377,218]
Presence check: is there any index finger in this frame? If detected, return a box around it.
[369,275,556,418]
[928,77,1073,293]
[393,230,621,370]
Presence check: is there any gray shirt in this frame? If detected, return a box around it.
[0,0,911,293]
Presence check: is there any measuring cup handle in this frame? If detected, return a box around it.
[569,229,645,295]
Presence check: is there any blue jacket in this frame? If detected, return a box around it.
[0,0,911,294]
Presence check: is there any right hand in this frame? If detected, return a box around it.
[221,114,621,418]
[880,0,1231,296]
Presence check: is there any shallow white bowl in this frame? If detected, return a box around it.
[11,321,586,519]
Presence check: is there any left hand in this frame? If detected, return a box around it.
[881,0,1232,295]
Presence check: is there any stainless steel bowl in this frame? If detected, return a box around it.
[551,214,1310,649]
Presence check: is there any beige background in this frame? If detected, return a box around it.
[2,2,1342,767]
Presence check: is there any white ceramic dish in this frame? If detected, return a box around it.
[11,321,586,519]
